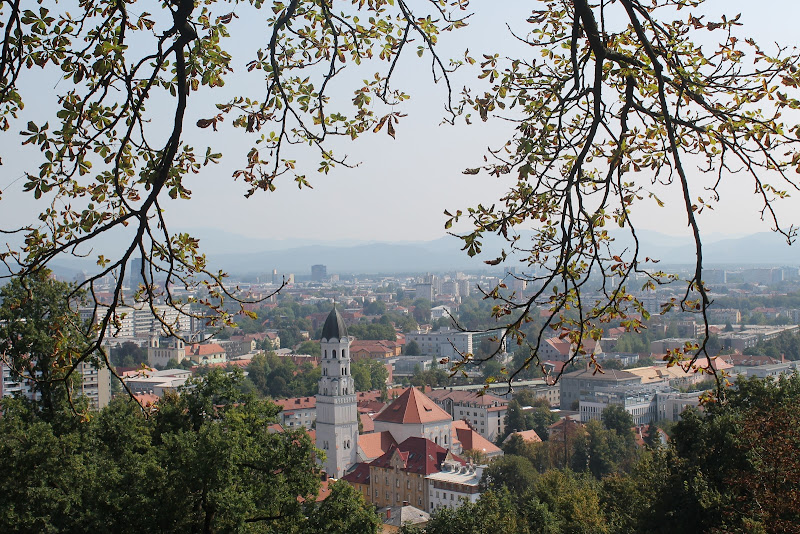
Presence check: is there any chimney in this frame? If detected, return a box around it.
[386,509,391,519]
[402,501,409,507]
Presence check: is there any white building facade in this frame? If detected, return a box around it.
[315,308,359,478]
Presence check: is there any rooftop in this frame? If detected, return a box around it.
[321,307,348,341]
[373,387,452,425]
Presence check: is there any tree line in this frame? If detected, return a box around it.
[405,373,800,534]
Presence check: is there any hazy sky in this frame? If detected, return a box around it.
[2,0,799,250]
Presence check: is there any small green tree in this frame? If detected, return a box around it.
[404,340,421,356]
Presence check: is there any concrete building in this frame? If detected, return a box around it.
[0,358,110,410]
[405,328,506,360]
[80,303,193,339]
[123,368,191,396]
[427,389,508,441]
[430,305,452,320]
[649,338,699,355]
[559,368,640,409]
[274,396,317,430]
[311,264,327,281]
[367,437,462,511]
[427,458,484,512]
[0,360,31,398]
[77,360,111,410]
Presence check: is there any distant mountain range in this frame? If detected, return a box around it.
[4,228,798,280]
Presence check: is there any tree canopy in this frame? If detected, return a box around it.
[0,368,382,533]
[2,0,799,395]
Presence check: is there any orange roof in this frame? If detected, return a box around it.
[274,396,317,410]
[133,393,160,407]
[358,431,397,461]
[373,387,452,425]
[452,420,503,456]
[350,339,397,352]
[360,413,375,433]
[188,343,226,356]
[510,429,543,444]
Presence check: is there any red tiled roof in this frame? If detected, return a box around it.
[274,396,317,410]
[188,343,226,356]
[341,462,371,486]
[371,436,462,476]
[350,340,398,353]
[358,399,386,414]
[358,431,397,461]
[356,390,382,402]
[373,387,451,425]
[453,420,503,455]
[508,429,542,444]
[133,393,160,407]
[360,413,375,433]
[545,338,572,355]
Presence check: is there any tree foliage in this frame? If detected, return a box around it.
[2,0,800,396]
[0,269,90,416]
[351,357,389,391]
[0,369,382,533]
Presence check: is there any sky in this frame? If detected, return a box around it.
[1,0,800,251]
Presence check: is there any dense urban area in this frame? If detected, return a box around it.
[1,262,799,532]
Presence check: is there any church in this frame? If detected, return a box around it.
[315,307,359,478]
[315,307,502,509]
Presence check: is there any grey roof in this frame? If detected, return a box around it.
[379,505,430,527]
[320,307,348,341]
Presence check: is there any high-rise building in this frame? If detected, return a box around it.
[311,264,327,282]
[315,308,358,478]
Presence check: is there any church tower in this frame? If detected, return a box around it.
[315,307,358,478]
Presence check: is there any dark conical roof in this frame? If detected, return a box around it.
[321,307,348,341]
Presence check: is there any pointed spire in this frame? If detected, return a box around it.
[321,305,348,341]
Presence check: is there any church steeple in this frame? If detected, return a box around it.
[315,306,358,478]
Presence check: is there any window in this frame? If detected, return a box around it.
[407,480,411,489]
[396,479,400,488]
